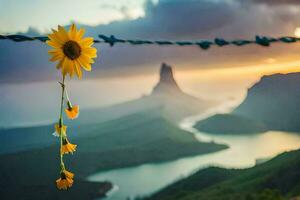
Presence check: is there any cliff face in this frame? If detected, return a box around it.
[233,72,300,132]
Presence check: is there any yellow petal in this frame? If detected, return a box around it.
[69,60,75,78]
[62,57,69,76]
[56,57,65,69]
[54,124,67,136]
[46,40,61,49]
[82,62,91,71]
[79,37,94,47]
[78,56,91,71]
[57,25,69,42]
[82,47,97,58]
[76,28,85,40]
[52,29,68,44]
[48,49,63,56]
[48,33,64,46]
[63,58,75,77]
[50,54,63,62]
[80,54,94,64]
[68,24,77,40]
[74,60,82,78]
[66,177,74,185]
[65,105,79,119]
[64,170,74,179]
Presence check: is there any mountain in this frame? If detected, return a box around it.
[195,72,300,134]
[79,63,216,124]
[0,110,227,200]
[152,62,181,94]
[146,149,300,200]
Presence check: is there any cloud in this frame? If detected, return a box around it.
[137,0,236,38]
[82,0,300,39]
[83,0,236,39]
[2,0,300,83]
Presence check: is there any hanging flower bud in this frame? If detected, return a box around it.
[65,101,79,120]
[53,123,67,137]
[61,136,77,154]
[56,169,74,190]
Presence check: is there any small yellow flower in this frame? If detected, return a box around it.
[61,137,77,154]
[46,24,97,78]
[53,124,67,137]
[56,169,74,190]
[65,102,79,120]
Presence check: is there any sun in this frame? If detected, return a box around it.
[294,27,300,38]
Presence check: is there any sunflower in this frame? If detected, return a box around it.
[65,101,79,120]
[61,137,77,154]
[56,169,74,190]
[46,24,97,78]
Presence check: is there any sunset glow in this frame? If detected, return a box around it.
[295,27,300,37]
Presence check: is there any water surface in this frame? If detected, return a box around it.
[88,102,300,200]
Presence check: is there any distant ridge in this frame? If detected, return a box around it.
[195,72,300,134]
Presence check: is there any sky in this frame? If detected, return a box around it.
[0,0,299,36]
[0,0,155,34]
[1,0,300,126]
[1,0,300,82]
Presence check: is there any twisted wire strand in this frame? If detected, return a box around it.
[0,34,299,50]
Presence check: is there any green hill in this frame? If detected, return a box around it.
[0,110,227,200]
[194,114,268,134]
[146,149,300,200]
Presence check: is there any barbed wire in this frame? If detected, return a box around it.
[0,34,299,50]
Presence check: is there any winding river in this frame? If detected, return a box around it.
[88,101,300,200]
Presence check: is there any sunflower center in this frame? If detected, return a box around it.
[63,40,81,60]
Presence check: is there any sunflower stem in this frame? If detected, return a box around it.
[59,76,66,170]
